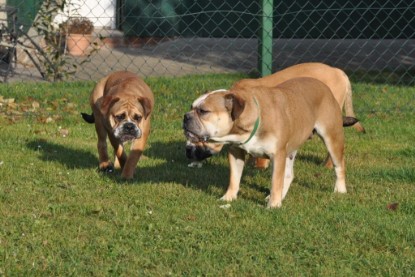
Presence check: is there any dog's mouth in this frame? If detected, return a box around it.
[184,129,209,143]
[115,123,142,142]
[120,134,139,142]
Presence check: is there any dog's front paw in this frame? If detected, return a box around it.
[121,172,134,180]
[121,168,134,180]
[220,192,238,202]
[99,163,114,173]
[334,180,347,193]
[334,186,347,193]
[266,200,282,209]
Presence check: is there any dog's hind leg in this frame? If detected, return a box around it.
[318,127,347,194]
[255,157,270,169]
[329,150,347,194]
[282,151,297,200]
[113,145,126,170]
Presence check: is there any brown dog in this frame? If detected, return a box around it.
[82,71,154,179]
[185,62,364,168]
[183,77,358,208]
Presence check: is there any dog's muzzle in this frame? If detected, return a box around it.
[115,122,141,142]
[183,113,209,143]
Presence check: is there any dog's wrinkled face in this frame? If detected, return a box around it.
[101,95,151,143]
[183,90,243,143]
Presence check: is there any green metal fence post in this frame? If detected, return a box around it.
[258,0,273,76]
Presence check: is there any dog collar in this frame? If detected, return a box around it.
[242,97,260,144]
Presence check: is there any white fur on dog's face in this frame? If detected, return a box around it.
[191,89,227,107]
[113,121,141,142]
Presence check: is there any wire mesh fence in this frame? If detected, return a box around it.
[0,0,414,89]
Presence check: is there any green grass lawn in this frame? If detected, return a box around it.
[0,74,414,276]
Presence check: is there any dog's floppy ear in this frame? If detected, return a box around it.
[138,97,152,119]
[224,93,245,120]
[100,95,120,115]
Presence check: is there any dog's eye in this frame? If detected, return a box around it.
[133,114,142,122]
[198,108,209,115]
[115,114,125,121]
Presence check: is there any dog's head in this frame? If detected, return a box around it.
[100,94,152,142]
[183,89,245,144]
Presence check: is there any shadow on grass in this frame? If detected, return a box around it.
[25,138,229,194]
[25,138,334,202]
[126,139,331,199]
[134,140,229,191]
[297,152,326,167]
[26,139,97,169]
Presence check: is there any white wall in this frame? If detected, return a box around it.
[54,0,116,29]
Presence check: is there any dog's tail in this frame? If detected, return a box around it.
[81,112,95,124]
[342,116,359,127]
[343,73,366,133]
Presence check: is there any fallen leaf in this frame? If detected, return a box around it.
[4,98,14,104]
[219,204,231,209]
[34,129,48,135]
[7,102,17,109]
[186,215,197,221]
[59,128,69,137]
[32,101,40,109]
[66,102,76,110]
[386,202,399,211]
[9,110,22,116]
[91,206,103,214]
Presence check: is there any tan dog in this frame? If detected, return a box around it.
[82,71,154,179]
[183,77,358,208]
[185,62,364,168]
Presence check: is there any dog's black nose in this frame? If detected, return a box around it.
[183,113,191,123]
[124,122,136,131]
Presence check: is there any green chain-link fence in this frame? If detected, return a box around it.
[0,0,414,87]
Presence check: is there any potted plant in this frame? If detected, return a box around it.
[63,17,94,56]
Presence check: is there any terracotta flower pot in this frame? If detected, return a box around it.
[66,34,91,56]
